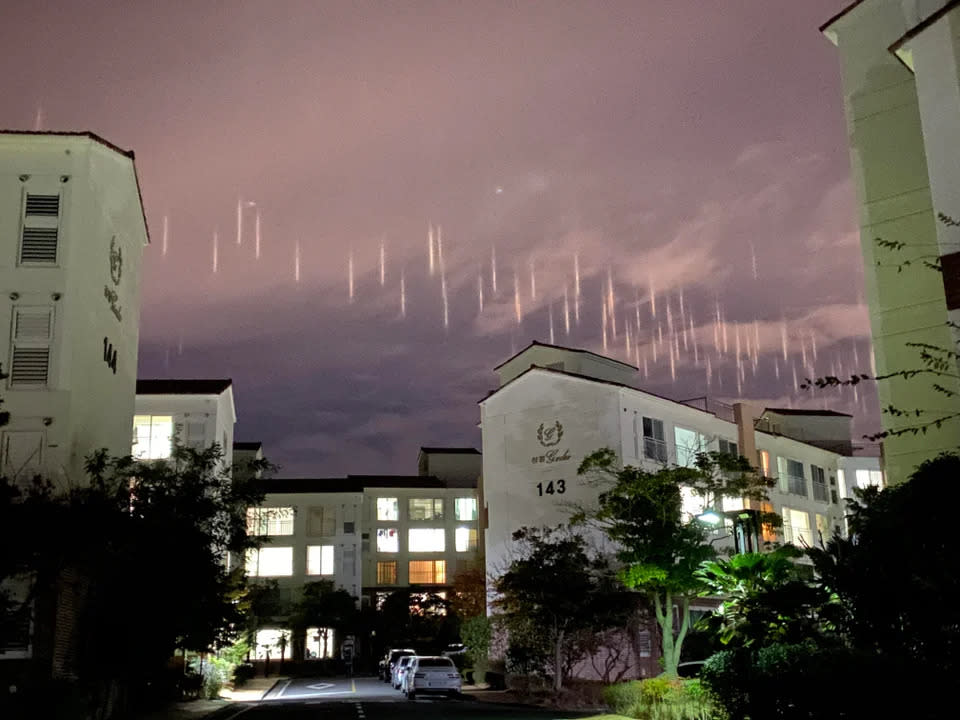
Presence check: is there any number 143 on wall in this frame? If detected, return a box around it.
[536,479,566,496]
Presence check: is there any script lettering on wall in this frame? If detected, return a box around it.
[104,235,123,321]
[103,337,118,374]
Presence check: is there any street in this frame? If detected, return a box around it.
[204,677,595,720]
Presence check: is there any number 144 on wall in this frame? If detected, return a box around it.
[536,480,566,496]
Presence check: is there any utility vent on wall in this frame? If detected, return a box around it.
[20,227,59,262]
[10,307,53,387]
[20,193,61,264]
[11,348,50,385]
[25,194,60,216]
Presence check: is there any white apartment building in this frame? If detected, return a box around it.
[480,343,881,587]
[0,131,148,486]
[247,448,482,661]
[133,379,236,469]
[821,1,960,483]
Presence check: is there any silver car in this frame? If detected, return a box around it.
[403,655,462,699]
[392,654,415,689]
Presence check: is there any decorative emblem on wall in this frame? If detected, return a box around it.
[109,236,123,286]
[537,420,563,447]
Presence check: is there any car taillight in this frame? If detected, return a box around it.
[448,673,460,679]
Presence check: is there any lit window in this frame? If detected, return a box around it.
[247,507,294,536]
[132,415,174,459]
[409,559,446,584]
[856,469,884,489]
[245,547,293,577]
[253,628,287,659]
[815,513,830,543]
[409,498,444,520]
[377,560,397,585]
[307,545,335,576]
[760,502,776,542]
[307,506,335,537]
[679,486,705,521]
[455,527,478,552]
[455,498,477,521]
[305,627,335,659]
[758,450,771,477]
[377,497,399,521]
[377,527,399,553]
[642,417,667,463]
[674,427,704,468]
[777,457,806,496]
[781,508,811,546]
[409,528,445,552]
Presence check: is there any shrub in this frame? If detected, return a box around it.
[604,677,722,720]
[232,663,255,687]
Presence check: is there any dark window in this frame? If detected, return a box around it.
[642,417,667,463]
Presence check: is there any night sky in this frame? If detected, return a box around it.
[0,1,876,476]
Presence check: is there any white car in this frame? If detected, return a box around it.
[403,655,462,699]
[393,654,415,689]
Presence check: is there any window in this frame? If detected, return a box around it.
[305,627,335,659]
[245,547,293,577]
[343,545,357,576]
[781,508,811,546]
[642,417,667,463]
[9,307,53,387]
[409,559,446,584]
[637,630,652,657]
[455,526,478,552]
[719,439,739,458]
[760,502,777,543]
[674,427,704,468]
[855,469,884,489]
[132,415,174,460]
[307,545,335,576]
[185,420,206,449]
[377,560,397,585]
[679,486,705,521]
[777,457,806,496]
[20,192,60,264]
[455,497,477,521]
[811,465,828,502]
[247,507,294,536]
[377,497,399,521]
[409,498,444,520]
[409,528,445,552]
[377,527,399,553]
[343,521,355,534]
[307,506,336,537]
[1,430,44,485]
[758,450,771,477]
[815,513,831,543]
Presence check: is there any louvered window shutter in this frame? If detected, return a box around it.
[20,193,61,264]
[10,307,53,386]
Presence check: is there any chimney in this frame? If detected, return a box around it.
[734,403,758,469]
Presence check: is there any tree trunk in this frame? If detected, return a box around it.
[654,591,690,676]
[554,627,564,692]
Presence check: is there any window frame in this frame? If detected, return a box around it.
[408,497,444,521]
[245,546,294,577]
[377,497,399,521]
[247,507,295,537]
[376,527,399,553]
[642,416,668,463]
[132,414,175,460]
[306,544,335,576]
[454,497,477,521]
[408,527,446,553]
[408,559,447,585]
[455,526,478,552]
[377,560,397,585]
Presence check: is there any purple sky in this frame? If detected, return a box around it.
[1,1,876,475]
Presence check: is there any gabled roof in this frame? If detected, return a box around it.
[1,130,150,243]
[136,379,233,395]
[233,441,263,451]
[492,340,637,372]
[763,408,852,418]
[419,447,480,455]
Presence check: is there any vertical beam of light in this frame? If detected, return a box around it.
[441,268,449,331]
[212,230,219,274]
[236,197,243,245]
[573,253,581,324]
[379,239,386,286]
[652,325,658,363]
[780,320,789,362]
[713,298,721,350]
[563,286,570,335]
[33,104,44,131]
[437,225,444,270]
[294,240,301,284]
[649,273,657,318]
[749,238,759,280]
[722,311,729,355]
[254,209,262,259]
[669,332,676,382]
[852,338,860,368]
[635,288,641,333]
[428,225,435,276]
[691,312,698,365]
[401,268,407,318]
[478,273,484,314]
[625,322,631,359]
[607,267,616,339]
[753,320,761,365]
[706,354,712,391]
[774,356,780,380]
[642,352,649,379]
[513,267,522,325]
[792,363,799,393]
[491,246,498,294]
[601,299,608,353]
[161,214,168,257]
[811,331,818,363]
[530,258,536,300]
[800,333,808,371]
[549,303,555,345]
[348,250,355,302]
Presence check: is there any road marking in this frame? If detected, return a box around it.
[351,678,356,693]
[306,682,335,691]
[272,679,293,698]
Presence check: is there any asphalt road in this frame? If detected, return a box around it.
[206,676,594,720]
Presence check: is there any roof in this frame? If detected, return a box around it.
[492,340,637,372]
[136,379,233,395]
[762,408,852,418]
[889,0,960,54]
[255,475,448,494]
[0,130,151,244]
[819,0,868,37]
[233,441,263,451]
[419,447,480,455]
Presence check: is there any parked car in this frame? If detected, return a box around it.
[403,655,462,699]
[677,661,706,678]
[381,648,415,682]
[393,654,416,690]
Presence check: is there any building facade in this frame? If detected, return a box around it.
[0,131,148,487]
[821,0,960,483]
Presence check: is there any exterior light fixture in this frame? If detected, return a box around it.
[697,509,722,525]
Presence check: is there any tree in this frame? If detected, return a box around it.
[289,580,358,660]
[575,447,776,676]
[492,525,633,691]
[449,565,486,620]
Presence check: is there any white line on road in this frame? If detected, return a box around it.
[272,679,293,698]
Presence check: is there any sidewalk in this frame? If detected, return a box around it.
[134,676,288,720]
[221,675,288,702]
